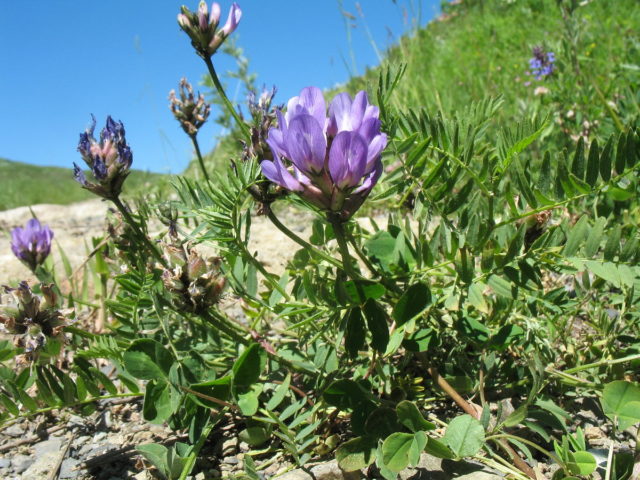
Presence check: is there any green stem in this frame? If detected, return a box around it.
[178,412,223,480]
[561,353,640,375]
[266,210,342,269]
[203,56,251,140]
[486,433,562,466]
[330,216,360,280]
[189,133,210,183]
[111,197,167,268]
[4,393,141,424]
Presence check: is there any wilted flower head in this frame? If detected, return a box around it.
[169,78,211,136]
[529,46,555,80]
[178,1,242,58]
[260,87,387,220]
[75,115,133,200]
[11,218,54,271]
[161,243,226,313]
[0,282,70,363]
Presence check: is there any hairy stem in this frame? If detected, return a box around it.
[112,197,167,268]
[203,56,251,139]
[189,133,210,183]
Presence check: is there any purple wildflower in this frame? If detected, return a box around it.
[529,46,555,80]
[178,2,242,58]
[75,115,133,200]
[10,219,54,271]
[260,87,387,220]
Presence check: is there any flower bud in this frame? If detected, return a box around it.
[75,115,133,200]
[11,219,54,272]
[178,2,242,58]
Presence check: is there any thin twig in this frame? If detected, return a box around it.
[46,433,75,480]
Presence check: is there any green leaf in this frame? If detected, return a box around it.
[585,139,599,186]
[344,308,366,357]
[392,283,431,325]
[603,225,621,261]
[237,384,262,416]
[599,135,613,182]
[501,405,528,428]
[488,325,524,351]
[343,281,386,304]
[601,380,640,430]
[363,299,390,353]
[365,407,401,438]
[381,431,427,472]
[143,380,174,424]
[488,275,516,299]
[424,437,454,459]
[396,401,435,432]
[567,451,597,476]
[123,339,173,380]
[563,216,589,257]
[233,343,266,387]
[137,443,169,478]
[443,415,485,458]
[189,376,232,409]
[571,137,585,179]
[266,374,290,410]
[336,436,377,472]
[402,328,436,352]
[459,316,490,343]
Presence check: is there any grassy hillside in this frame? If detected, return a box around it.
[0,158,165,211]
[194,0,639,172]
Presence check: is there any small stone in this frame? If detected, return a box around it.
[11,454,35,474]
[59,458,81,479]
[4,425,24,437]
[0,458,11,469]
[34,437,64,456]
[225,456,239,465]
[93,431,108,442]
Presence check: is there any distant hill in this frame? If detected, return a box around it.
[0,158,164,211]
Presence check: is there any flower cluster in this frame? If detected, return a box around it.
[243,86,279,162]
[161,244,226,313]
[0,282,69,362]
[75,116,133,200]
[178,1,242,58]
[10,218,54,271]
[169,78,211,137]
[260,87,387,220]
[529,46,555,80]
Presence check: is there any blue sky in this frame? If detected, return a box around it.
[0,1,440,173]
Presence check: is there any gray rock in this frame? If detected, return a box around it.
[34,437,64,456]
[11,454,35,474]
[93,431,108,442]
[0,457,11,469]
[276,460,357,480]
[21,452,60,477]
[59,458,81,479]
[4,425,24,437]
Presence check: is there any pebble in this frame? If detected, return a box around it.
[11,454,35,474]
[59,458,81,479]
[4,425,24,437]
[0,458,11,469]
[93,431,108,442]
[34,437,64,456]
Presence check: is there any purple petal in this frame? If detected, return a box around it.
[349,91,369,131]
[328,131,367,189]
[354,157,383,194]
[358,117,381,143]
[328,92,352,135]
[298,87,326,131]
[221,2,241,36]
[260,158,303,192]
[284,115,326,174]
[365,133,387,172]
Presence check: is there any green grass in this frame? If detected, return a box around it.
[0,158,165,211]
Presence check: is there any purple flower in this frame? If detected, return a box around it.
[529,46,555,80]
[75,115,133,200]
[178,2,242,58]
[10,219,54,271]
[260,87,387,220]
